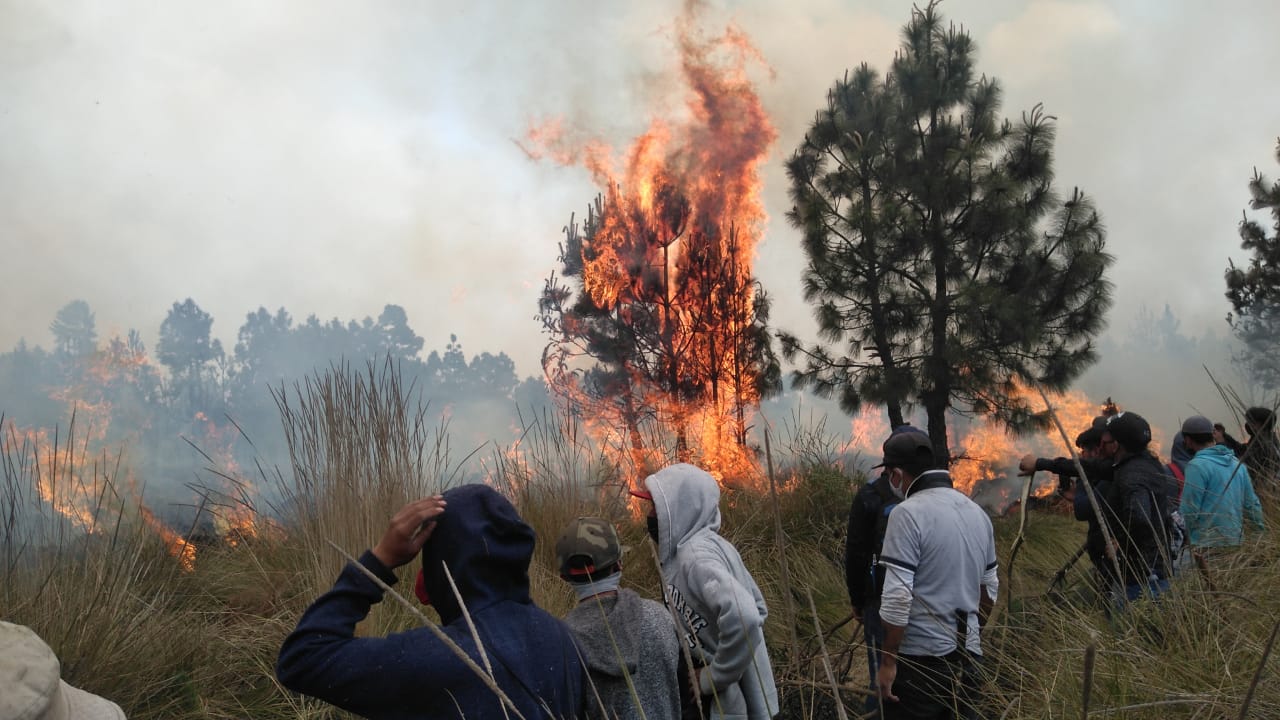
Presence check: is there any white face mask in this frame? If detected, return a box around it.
[887,470,907,500]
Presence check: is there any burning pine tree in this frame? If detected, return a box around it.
[533,9,780,481]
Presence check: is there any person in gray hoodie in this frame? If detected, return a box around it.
[555,516,684,720]
[633,464,779,720]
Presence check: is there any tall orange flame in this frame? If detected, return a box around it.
[530,6,777,486]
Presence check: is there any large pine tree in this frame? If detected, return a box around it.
[782,2,1112,464]
[1226,139,1280,390]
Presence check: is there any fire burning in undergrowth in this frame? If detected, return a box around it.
[947,385,1104,507]
[845,384,1117,511]
[530,4,778,488]
[3,346,266,570]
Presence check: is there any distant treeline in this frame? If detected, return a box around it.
[0,298,550,504]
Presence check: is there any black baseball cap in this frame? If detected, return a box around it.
[1105,411,1151,452]
[871,431,934,469]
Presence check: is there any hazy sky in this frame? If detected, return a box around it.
[3,0,1278,407]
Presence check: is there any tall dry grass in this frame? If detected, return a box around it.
[2,414,238,717]
[4,362,1279,719]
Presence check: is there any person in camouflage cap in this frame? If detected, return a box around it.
[556,517,686,720]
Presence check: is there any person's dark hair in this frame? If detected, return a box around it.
[890,452,936,480]
[562,557,621,582]
[1184,432,1214,446]
[1245,407,1276,434]
[1075,426,1104,450]
[1214,422,1226,432]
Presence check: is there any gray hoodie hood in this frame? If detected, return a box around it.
[643,463,721,565]
[641,463,778,719]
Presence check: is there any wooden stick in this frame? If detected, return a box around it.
[1035,386,1124,586]
[1048,543,1089,594]
[808,588,850,720]
[764,429,800,665]
[1081,643,1096,720]
[993,471,1034,630]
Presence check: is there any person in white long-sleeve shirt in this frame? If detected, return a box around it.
[873,431,998,720]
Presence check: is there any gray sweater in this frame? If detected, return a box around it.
[563,588,682,720]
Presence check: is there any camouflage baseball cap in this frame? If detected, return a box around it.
[555,517,622,581]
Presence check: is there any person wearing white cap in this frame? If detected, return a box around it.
[0,621,126,720]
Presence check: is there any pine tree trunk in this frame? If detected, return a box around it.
[621,387,647,471]
[927,193,951,468]
[886,403,905,430]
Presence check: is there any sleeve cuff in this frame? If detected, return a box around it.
[353,549,400,587]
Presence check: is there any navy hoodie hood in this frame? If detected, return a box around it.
[419,484,535,624]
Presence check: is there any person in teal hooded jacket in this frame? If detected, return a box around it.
[1179,416,1266,549]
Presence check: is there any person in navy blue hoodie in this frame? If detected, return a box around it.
[277,484,584,719]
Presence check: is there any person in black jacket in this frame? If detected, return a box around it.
[1242,407,1280,490]
[845,424,920,718]
[1213,422,1246,457]
[1102,412,1176,604]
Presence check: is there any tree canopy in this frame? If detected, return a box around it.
[50,300,97,359]
[782,2,1113,464]
[1226,139,1280,390]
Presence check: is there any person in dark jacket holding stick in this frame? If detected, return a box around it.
[846,424,921,718]
[277,485,584,720]
[1019,416,1120,592]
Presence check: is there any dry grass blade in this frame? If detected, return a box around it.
[441,562,507,720]
[582,576,648,720]
[647,539,709,719]
[764,428,800,665]
[807,588,850,720]
[1087,697,1214,716]
[1238,618,1280,720]
[324,540,528,720]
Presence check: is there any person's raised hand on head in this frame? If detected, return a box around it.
[373,495,447,569]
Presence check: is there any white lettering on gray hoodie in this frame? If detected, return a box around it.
[644,463,778,720]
